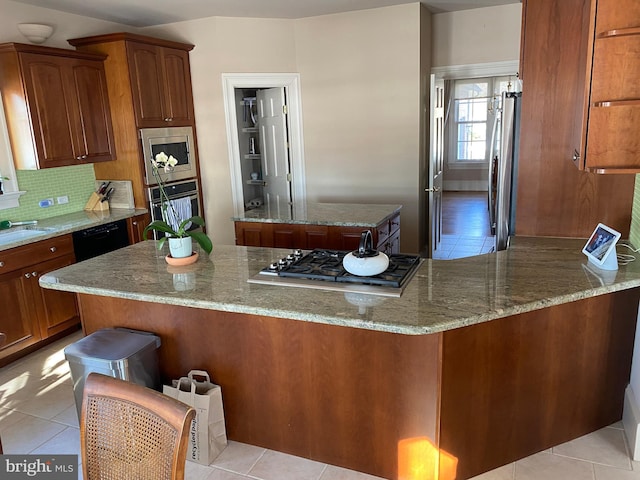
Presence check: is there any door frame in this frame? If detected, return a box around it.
[222,73,306,216]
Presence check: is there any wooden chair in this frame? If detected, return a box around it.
[80,373,195,480]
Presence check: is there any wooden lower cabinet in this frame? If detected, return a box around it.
[235,213,401,253]
[34,255,79,339]
[0,235,79,366]
[76,287,639,480]
[127,212,151,244]
[0,268,42,362]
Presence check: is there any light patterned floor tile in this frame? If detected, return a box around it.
[185,461,217,480]
[594,464,640,480]
[515,451,594,480]
[552,427,632,469]
[470,462,514,480]
[211,440,265,474]
[14,378,76,419]
[204,468,250,480]
[1,414,66,453]
[248,449,326,480]
[52,404,80,428]
[320,464,387,479]
[31,426,80,456]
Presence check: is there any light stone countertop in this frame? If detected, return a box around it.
[0,208,148,251]
[39,236,640,335]
[232,202,402,226]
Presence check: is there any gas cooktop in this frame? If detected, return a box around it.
[248,249,422,297]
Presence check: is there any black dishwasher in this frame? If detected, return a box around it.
[72,219,130,261]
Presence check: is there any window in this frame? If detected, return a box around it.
[448,76,514,167]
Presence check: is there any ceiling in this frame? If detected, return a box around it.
[9,0,521,27]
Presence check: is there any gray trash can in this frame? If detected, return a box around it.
[64,328,161,417]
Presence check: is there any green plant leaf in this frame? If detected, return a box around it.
[180,216,206,229]
[187,231,213,254]
[143,220,178,239]
[156,236,168,250]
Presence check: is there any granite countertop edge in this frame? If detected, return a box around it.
[38,238,640,336]
[232,203,402,227]
[0,208,148,252]
[40,256,640,335]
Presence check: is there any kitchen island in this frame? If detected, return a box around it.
[40,238,640,479]
[233,202,402,254]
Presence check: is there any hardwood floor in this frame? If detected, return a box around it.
[434,191,494,260]
[442,191,492,237]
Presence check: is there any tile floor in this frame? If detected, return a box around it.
[1,331,639,480]
[432,234,495,260]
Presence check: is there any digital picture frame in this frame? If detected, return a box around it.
[582,223,621,271]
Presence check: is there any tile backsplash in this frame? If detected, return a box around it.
[630,174,640,248]
[0,164,95,221]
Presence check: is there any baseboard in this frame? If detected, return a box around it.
[623,385,640,460]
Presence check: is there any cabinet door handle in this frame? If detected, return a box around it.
[425,186,441,192]
[50,246,57,253]
[0,261,4,267]
[24,272,31,278]
[133,221,138,226]
[572,150,580,162]
[32,271,38,277]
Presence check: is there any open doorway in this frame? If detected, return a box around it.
[428,61,519,259]
[222,74,306,218]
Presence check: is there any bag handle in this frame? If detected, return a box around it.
[188,370,211,383]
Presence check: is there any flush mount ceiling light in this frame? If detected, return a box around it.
[17,23,54,44]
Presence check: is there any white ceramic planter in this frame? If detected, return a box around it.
[168,236,193,258]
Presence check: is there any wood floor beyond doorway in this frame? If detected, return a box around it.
[435,191,494,260]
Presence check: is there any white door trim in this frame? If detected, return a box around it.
[222,73,306,217]
[431,60,520,80]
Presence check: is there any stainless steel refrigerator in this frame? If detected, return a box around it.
[489,91,521,251]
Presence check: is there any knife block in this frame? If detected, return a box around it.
[84,192,109,211]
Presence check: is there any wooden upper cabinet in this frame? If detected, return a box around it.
[68,33,197,208]
[516,0,634,237]
[0,43,115,169]
[126,41,194,128]
[576,0,640,172]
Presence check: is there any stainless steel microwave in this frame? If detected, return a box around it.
[140,126,198,186]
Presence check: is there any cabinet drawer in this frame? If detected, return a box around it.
[389,214,400,236]
[377,220,390,247]
[0,234,74,273]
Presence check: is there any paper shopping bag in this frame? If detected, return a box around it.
[163,370,228,464]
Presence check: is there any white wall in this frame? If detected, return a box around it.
[295,4,423,252]
[142,17,297,247]
[431,3,522,68]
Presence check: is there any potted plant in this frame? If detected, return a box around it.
[143,152,212,259]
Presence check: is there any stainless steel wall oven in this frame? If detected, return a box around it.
[147,179,202,240]
[140,126,198,186]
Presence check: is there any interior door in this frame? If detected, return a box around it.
[256,88,293,218]
[427,75,445,258]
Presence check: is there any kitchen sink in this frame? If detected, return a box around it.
[0,228,51,244]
